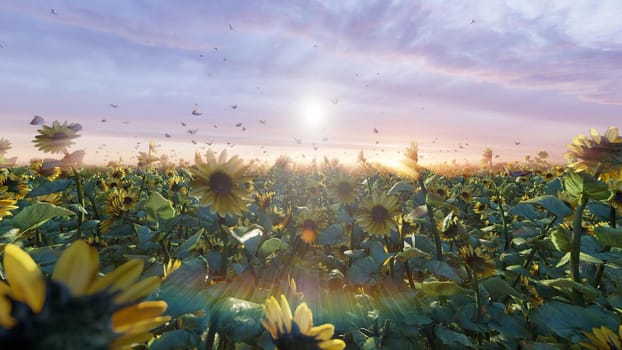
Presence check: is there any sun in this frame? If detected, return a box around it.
[300,99,325,129]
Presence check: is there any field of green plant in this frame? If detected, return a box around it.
[1,124,622,349]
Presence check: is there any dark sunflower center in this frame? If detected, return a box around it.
[614,190,622,204]
[209,171,234,196]
[123,197,134,206]
[436,189,446,196]
[50,132,70,141]
[274,322,322,350]
[370,205,389,222]
[302,219,316,231]
[337,182,353,196]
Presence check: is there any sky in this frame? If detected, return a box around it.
[1,0,621,167]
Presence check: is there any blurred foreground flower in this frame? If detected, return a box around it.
[296,208,329,244]
[566,126,622,180]
[0,241,170,349]
[356,192,400,237]
[261,294,345,350]
[190,150,252,217]
[32,120,81,154]
[580,325,622,350]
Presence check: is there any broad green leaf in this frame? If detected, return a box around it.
[482,277,522,299]
[530,301,618,342]
[421,281,466,297]
[11,202,75,230]
[348,256,379,284]
[388,181,414,195]
[434,325,474,347]
[538,278,600,300]
[316,224,345,245]
[175,230,203,258]
[152,257,210,318]
[211,297,264,343]
[551,227,572,252]
[26,179,72,197]
[257,238,288,258]
[150,330,199,350]
[145,191,176,224]
[522,195,572,218]
[593,225,622,248]
[564,171,610,201]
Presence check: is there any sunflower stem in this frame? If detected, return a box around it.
[570,196,588,305]
[74,167,86,239]
[404,261,415,289]
[218,215,230,278]
[471,268,483,322]
[418,177,443,261]
[494,190,510,250]
[592,205,616,290]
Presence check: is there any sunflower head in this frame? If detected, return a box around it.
[256,191,276,210]
[566,126,622,180]
[438,212,466,242]
[459,245,496,278]
[0,241,169,348]
[0,138,11,155]
[261,294,345,350]
[580,325,622,350]
[0,173,30,199]
[356,192,401,237]
[32,121,81,154]
[327,175,359,206]
[458,187,473,202]
[190,150,252,217]
[0,195,18,221]
[296,208,330,244]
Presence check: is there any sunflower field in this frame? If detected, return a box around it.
[1,125,622,350]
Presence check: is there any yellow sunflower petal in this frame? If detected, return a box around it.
[52,240,99,296]
[0,294,16,329]
[3,244,45,312]
[109,331,156,350]
[319,339,347,350]
[605,126,619,143]
[113,316,171,335]
[308,324,336,341]
[112,300,168,331]
[293,302,313,333]
[113,276,162,304]
[87,259,144,294]
[279,294,293,333]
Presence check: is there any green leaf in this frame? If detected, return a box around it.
[316,224,345,245]
[11,202,75,231]
[522,195,572,218]
[175,230,203,258]
[348,256,379,284]
[145,191,176,224]
[564,171,610,201]
[150,330,199,350]
[550,227,572,252]
[434,325,474,347]
[530,301,618,343]
[26,179,72,197]
[387,181,414,195]
[153,257,210,318]
[211,297,264,343]
[426,260,465,282]
[257,238,288,258]
[593,225,622,248]
[538,278,601,300]
[421,281,467,297]
[482,277,522,299]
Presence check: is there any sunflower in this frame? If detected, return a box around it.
[327,175,359,206]
[0,138,11,155]
[100,188,139,233]
[356,192,401,237]
[30,160,62,181]
[257,191,276,210]
[458,187,473,202]
[34,193,64,206]
[438,212,466,242]
[296,208,330,244]
[261,294,345,350]
[0,241,170,349]
[0,193,18,221]
[580,325,622,350]
[429,184,450,200]
[167,174,188,200]
[272,206,292,231]
[566,126,622,181]
[190,150,252,217]
[109,167,127,182]
[0,173,30,199]
[459,245,496,278]
[32,120,81,154]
